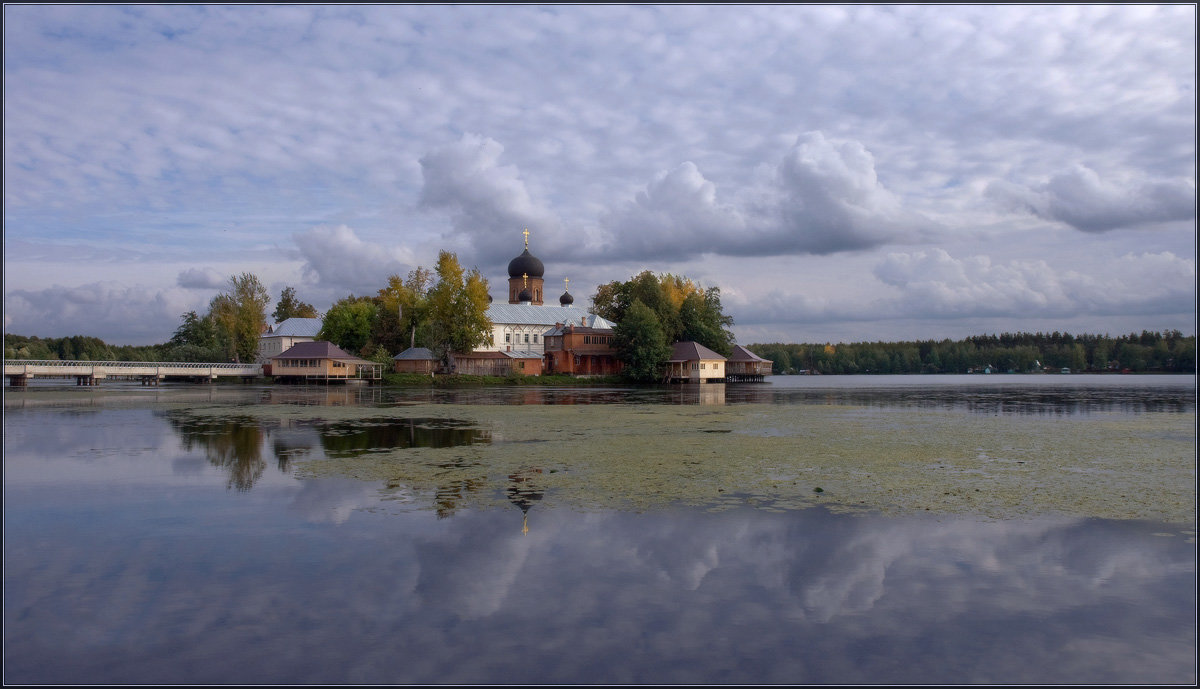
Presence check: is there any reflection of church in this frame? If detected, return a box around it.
[475,231,622,376]
[507,467,545,535]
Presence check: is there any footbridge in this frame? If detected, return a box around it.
[4,360,264,387]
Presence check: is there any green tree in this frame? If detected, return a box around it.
[271,286,318,322]
[319,296,379,354]
[592,271,735,356]
[170,311,218,348]
[613,299,672,382]
[425,251,492,368]
[372,267,435,355]
[209,273,272,363]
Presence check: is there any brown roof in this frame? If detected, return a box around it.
[275,341,358,360]
[668,341,726,362]
[729,344,771,363]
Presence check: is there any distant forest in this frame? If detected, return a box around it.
[5,334,173,363]
[5,329,1196,375]
[747,330,1195,375]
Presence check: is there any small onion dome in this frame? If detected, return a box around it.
[518,287,533,303]
[507,248,545,279]
[559,290,574,306]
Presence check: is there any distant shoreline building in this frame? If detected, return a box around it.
[471,231,618,376]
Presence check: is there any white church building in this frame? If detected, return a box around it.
[477,230,613,357]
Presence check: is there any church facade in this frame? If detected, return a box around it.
[473,231,621,376]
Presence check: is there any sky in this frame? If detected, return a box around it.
[3,4,1196,346]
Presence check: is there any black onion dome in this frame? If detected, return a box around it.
[559,291,574,306]
[518,287,533,302]
[507,249,545,279]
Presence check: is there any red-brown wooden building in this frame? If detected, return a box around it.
[543,322,624,376]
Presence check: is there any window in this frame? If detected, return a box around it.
[524,334,530,343]
[505,333,511,344]
[701,363,706,369]
[533,334,538,343]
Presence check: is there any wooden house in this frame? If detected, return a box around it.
[270,341,382,383]
[726,344,773,381]
[452,350,544,377]
[543,322,624,376]
[665,341,727,383]
[258,317,323,368]
[393,347,438,374]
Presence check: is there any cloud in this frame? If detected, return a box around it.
[4,281,206,344]
[176,267,226,289]
[599,132,936,261]
[731,249,1195,329]
[985,165,1196,232]
[417,134,563,263]
[873,249,1196,320]
[293,225,415,296]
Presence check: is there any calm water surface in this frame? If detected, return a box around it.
[4,375,1196,684]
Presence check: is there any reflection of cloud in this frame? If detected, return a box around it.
[414,520,534,619]
[4,485,1194,684]
[286,478,380,525]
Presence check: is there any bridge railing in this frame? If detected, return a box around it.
[4,360,259,369]
[6,364,258,369]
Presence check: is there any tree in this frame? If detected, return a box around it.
[613,299,672,382]
[319,296,378,354]
[372,268,435,355]
[425,251,492,369]
[165,311,223,361]
[594,272,735,374]
[271,286,318,322]
[209,273,271,363]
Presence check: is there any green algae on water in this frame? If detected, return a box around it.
[184,401,1196,523]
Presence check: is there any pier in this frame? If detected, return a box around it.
[4,360,263,387]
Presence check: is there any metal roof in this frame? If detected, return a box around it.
[393,347,436,361]
[262,317,323,339]
[486,303,613,329]
[275,341,356,360]
[729,344,771,362]
[501,349,543,359]
[668,341,727,362]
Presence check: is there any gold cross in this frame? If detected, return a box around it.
[522,228,530,249]
[523,273,528,287]
[564,278,569,291]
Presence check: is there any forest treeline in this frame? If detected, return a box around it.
[5,333,168,362]
[748,330,1196,374]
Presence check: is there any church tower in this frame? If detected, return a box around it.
[507,228,545,305]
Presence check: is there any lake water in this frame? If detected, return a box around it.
[4,375,1196,684]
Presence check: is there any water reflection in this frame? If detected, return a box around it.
[3,499,1193,684]
[6,375,1193,415]
[162,412,490,491]
[167,414,266,491]
[507,467,546,534]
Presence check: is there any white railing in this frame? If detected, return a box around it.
[3,360,258,370]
